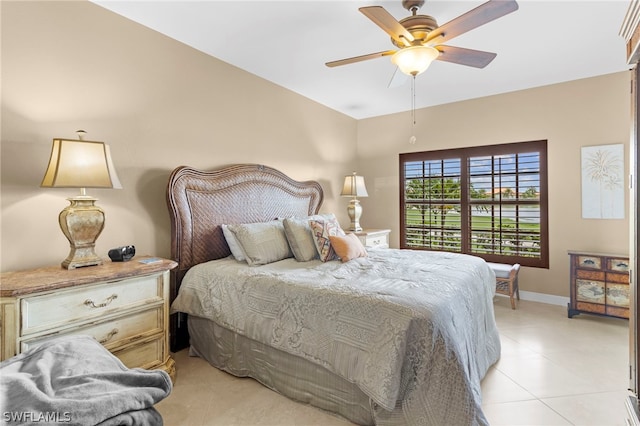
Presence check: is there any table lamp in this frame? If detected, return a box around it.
[41,131,122,269]
[340,172,368,232]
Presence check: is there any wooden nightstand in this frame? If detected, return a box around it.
[353,229,391,249]
[0,256,177,381]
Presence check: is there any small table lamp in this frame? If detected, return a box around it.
[340,172,368,232]
[41,131,122,269]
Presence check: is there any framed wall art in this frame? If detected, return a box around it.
[581,143,625,219]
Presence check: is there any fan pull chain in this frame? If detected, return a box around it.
[412,75,416,125]
[410,75,417,144]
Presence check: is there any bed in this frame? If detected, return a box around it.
[167,163,500,426]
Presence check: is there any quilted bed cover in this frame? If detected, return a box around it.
[171,249,500,425]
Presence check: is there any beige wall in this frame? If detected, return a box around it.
[357,72,631,297]
[1,1,357,271]
[1,1,630,300]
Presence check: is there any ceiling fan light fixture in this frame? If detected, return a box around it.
[392,45,439,76]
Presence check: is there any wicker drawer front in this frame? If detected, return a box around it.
[576,301,606,315]
[21,276,162,336]
[576,269,605,281]
[20,307,163,353]
[606,271,630,284]
[606,305,629,318]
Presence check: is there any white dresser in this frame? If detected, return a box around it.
[0,257,177,381]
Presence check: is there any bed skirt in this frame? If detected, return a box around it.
[188,315,376,425]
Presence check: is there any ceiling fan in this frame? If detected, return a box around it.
[326,0,519,77]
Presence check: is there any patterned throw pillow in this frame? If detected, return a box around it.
[283,213,337,262]
[309,217,345,262]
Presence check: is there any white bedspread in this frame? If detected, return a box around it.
[172,248,500,425]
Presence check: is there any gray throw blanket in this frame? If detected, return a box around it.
[0,335,172,425]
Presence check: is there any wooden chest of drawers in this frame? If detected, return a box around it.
[567,250,630,319]
[0,257,177,380]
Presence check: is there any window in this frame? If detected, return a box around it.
[400,140,548,268]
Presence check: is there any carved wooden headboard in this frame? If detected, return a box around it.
[166,163,324,350]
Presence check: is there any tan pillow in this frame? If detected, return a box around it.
[329,233,368,263]
[227,220,292,266]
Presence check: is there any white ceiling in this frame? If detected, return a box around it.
[92,1,632,120]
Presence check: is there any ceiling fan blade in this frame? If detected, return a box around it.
[359,6,414,47]
[325,50,396,68]
[435,45,497,68]
[426,0,518,45]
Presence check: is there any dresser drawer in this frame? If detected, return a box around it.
[606,271,630,284]
[355,229,390,249]
[21,275,163,336]
[577,255,602,269]
[609,258,630,272]
[366,235,389,248]
[576,279,605,303]
[576,269,605,281]
[20,306,164,353]
[113,334,165,370]
[606,283,630,308]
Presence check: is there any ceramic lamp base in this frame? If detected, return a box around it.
[59,196,105,269]
[347,198,363,232]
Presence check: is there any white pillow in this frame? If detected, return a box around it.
[221,224,247,262]
[227,220,293,266]
[283,213,336,262]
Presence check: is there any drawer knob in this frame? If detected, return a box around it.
[84,294,118,309]
[99,328,119,344]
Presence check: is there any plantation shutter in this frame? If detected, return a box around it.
[400,140,548,268]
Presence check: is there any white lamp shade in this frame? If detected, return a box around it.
[41,138,122,189]
[392,45,439,76]
[340,174,368,197]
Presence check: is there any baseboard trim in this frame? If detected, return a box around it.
[496,290,570,306]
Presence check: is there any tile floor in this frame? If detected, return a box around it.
[156,297,631,425]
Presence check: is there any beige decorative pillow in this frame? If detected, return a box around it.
[283,213,336,262]
[329,233,368,262]
[227,220,292,266]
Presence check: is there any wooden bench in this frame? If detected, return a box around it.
[487,262,521,309]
